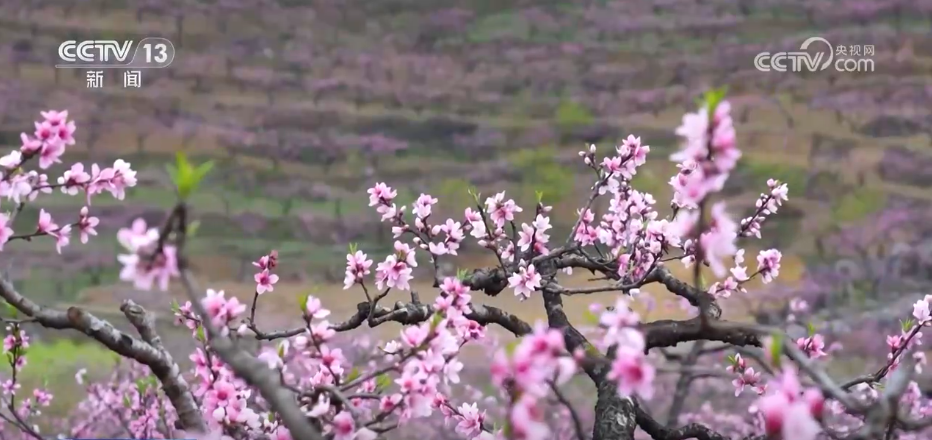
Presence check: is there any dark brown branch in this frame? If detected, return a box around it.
[635,403,765,440]
[252,300,533,341]
[119,299,205,433]
[0,278,206,432]
[665,341,705,425]
[540,282,635,440]
[641,317,761,351]
[550,381,588,440]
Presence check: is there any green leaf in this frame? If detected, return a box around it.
[299,293,310,314]
[168,152,213,200]
[196,326,206,342]
[170,300,180,314]
[504,339,520,355]
[268,412,275,422]
[535,190,544,203]
[502,420,513,439]
[187,220,201,238]
[375,373,392,391]
[345,367,361,383]
[123,395,132,408]
[348,242,358,254]
[468,187,481,204]
[4,302,17,318]
[807,323,816,336]
[582,309,599,325]
[194,160,215,181]
[430,311,445,330]
[456,268,469,280]
[768,333,784,368]
[902,318,914,333]
[135,378,148,395]
[703,86,729,115]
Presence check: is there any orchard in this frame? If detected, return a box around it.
[0,90,929,440]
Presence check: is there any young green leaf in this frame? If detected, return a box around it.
[375,373,392,391]
[4,301,18,318]
[169,152,213,199]
[703,86,729,115]
[768,333,784,368]
[187,220,201,237]
[345,367,361,383]
[299,293,309,315]
[430,312,445,330]
[504,339,520,355]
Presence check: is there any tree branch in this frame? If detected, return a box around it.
[0,277,206,432]
[251,300,533,341]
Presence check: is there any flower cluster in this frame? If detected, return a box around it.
[727,354,764,397]
[117,218,179,291]
[753,366,825,439]
[669,100,740,208]
[7,98,932,440]
[490,324,577,440]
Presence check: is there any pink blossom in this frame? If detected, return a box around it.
[455,402,485,437]
[755,367,823,439]
[38,139,65,169]
[508,264,541,300]
[608,346,655,399]
[0,213,12,250]
[485,192,522,228]
[796,334,828,359]
[36,209,57,235]
[19,133,41,154]
[756,249,782,283]
[77,206,98,244]
[375,255,413,291]
[413,193,438,218]
[732,367,763,396]
[367,182,397,206]
[304,295,330,320]
[343,250,373,289]
[254,269,279,294]
[914,298,931,324]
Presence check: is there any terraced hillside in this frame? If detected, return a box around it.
[0,0,930,320]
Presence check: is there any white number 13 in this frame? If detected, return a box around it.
[144,43,168,63]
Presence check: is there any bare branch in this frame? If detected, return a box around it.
[0,277,206,432]
[251,300,533,341]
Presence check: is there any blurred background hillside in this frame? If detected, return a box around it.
[1,1,932,405]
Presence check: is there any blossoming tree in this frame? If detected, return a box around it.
[0,90,930,440]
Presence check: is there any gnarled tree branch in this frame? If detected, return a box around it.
[0,277,206,432]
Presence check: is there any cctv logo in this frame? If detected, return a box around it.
[55,38,175,69]
[58,40,134,65]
